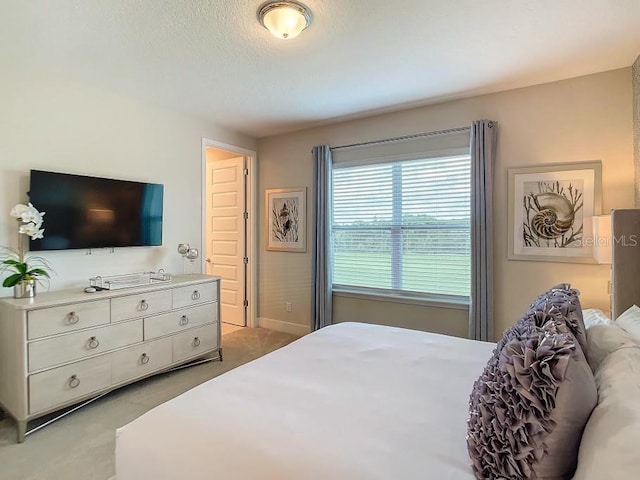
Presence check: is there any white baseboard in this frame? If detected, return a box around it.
[258,317,311,336]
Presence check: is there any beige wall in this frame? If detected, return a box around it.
[634,56,640,206]
[258,68,634,339]
[334,294,469,338]
[0,70,256,291]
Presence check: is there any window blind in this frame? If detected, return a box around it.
[332,153,471,298]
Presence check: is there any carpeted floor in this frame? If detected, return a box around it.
[0,327,298,480]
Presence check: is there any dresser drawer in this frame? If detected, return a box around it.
[28,320,143,372]
[111,290,172,323]
[172,324,219,363]
[28,299,110,340]
[172,281,217,309]
[144,303,217,340]
[111,337,172,385]
[29,355,111,414]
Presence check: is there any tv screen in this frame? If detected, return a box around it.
[28,170,164,251]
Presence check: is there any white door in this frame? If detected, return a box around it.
[206,156,246,326]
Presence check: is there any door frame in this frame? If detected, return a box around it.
[201,138,258,328]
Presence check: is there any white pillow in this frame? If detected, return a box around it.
[583,308,612,329]
[585,323,638,373]
[574,345,640,479]
[615,304,640,340]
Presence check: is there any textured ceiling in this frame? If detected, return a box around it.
[2,1,640,138]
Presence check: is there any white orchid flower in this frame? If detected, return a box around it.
[19,223,45,239]
[28,202,45,217]
[19,223,39,237]
[9,203,30,218]
[10,202,46,240]
[20,209,44,226]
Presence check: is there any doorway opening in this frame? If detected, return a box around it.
[202,138,257,329]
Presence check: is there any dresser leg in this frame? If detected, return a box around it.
[16,420,27,443]
[218,348,223,362]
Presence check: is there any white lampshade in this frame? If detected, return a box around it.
[258,1,312,40]
[592,215,612,264]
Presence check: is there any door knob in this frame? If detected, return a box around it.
[206,258,211,263]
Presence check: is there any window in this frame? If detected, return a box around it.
[331,153,471,300]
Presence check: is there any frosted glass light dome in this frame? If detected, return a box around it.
[258,1,312,40]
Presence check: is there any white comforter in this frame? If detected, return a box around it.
[116,322,494,480]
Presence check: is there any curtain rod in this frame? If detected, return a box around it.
[330,125,471,151]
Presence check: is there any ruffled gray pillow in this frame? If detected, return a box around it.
[467,325,597,479]
[529,284,587,354]
[486,302,567,374]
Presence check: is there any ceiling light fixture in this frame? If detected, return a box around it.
[258,1,313,40]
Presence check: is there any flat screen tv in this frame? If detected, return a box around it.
[28,170,164,251]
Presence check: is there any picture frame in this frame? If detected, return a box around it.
[265,187,307,252]
[507,161,602,263]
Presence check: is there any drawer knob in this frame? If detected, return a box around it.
[139,299,149,311]
[66,312,80,325]
[140,353,150,365]
[191,290,201,301]
[193,337,201,347]
[87,336,100,349]
[68,375,81,389]
[179,315,190,326]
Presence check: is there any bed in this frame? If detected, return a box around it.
[116,323,493,479]
[115,209,640,480]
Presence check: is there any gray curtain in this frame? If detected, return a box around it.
[312,145,333,330]
[469,120,497,341]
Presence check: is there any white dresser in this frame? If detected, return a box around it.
[0,274,221,442]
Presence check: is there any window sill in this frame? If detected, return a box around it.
[332,286,470,311]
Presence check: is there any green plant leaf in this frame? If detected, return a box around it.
[2,273,24,288]
[27,268,50,278]
[23,255,55,274]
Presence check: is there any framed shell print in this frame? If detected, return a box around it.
[508,161,602,263]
